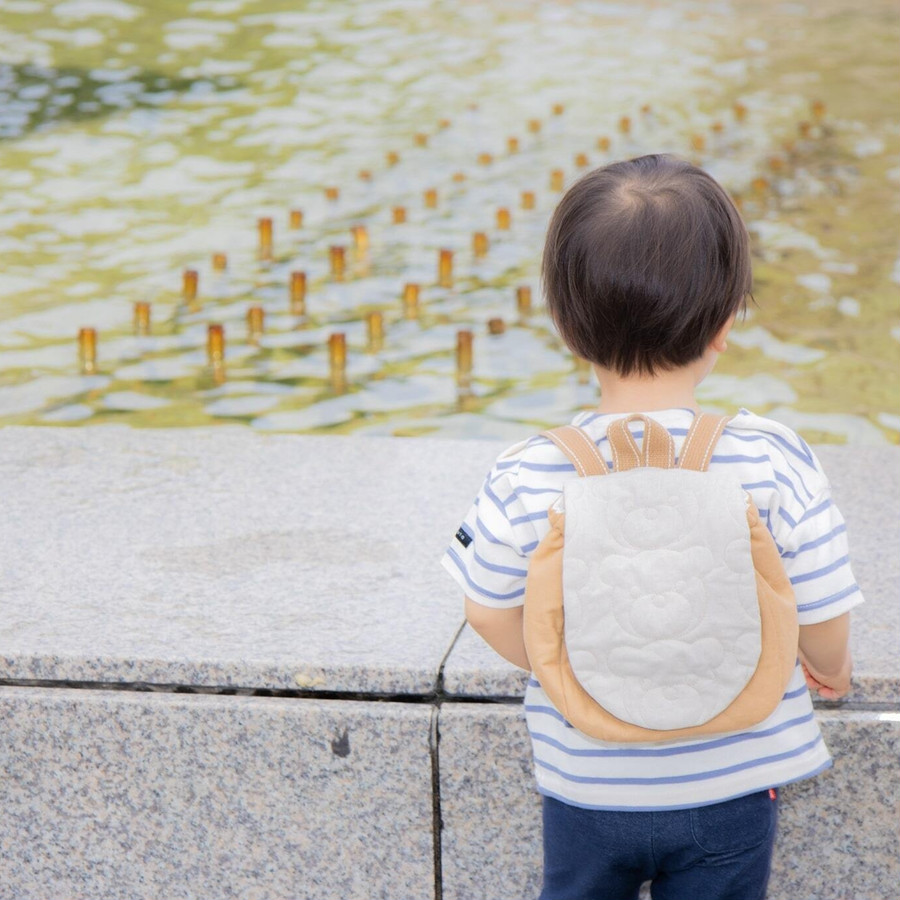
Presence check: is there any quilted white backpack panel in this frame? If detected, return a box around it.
[562,467,760,730]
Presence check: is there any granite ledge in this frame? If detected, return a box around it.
[0,427,500,695]
[0,654,451,697]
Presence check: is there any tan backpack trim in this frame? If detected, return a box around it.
[540,426,610,477]
[608,414,676,470]
[679,413,731,471]
[523,415,800,742]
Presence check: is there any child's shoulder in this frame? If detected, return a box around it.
[723,408,830,493]
[725,409,815,460]
[488,408,829,493]
[489,431,565,481]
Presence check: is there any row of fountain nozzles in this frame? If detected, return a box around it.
[148,280,533,335]
[184,237,528,303]
[77,320,515,393]
[255,191,542,262]
[77,284,534,373]
[182,266,531,315]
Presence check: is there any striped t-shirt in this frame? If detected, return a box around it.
[441,407,864,811]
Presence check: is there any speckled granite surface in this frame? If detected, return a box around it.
[438,703,541,900]
[0,687,435,900]
[772,711,900,900]
[0,427,498,694]
[438,704,900,900]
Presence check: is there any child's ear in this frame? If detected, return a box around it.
[710,313,736,354]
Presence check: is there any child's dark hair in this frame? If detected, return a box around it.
[542,154,751,377]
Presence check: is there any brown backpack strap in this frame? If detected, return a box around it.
[607,415,676,471]
[541,426,610,478]
[678,413,732,471]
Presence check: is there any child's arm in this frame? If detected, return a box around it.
[798,613,852,700]
[464,596,530,671]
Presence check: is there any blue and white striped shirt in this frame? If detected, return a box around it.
[441,408,864,810]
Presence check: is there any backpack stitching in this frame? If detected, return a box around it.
[679,416,700,468]
[625,422,641,467]
[698,420,724,470]
[552,430,587,477]
[610,429,622,472]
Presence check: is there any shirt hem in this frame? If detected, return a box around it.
[534,757,832,812]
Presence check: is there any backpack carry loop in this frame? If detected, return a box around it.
[607,414,676,470]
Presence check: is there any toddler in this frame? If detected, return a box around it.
[441,154,862,900]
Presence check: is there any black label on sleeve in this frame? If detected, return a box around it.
[455,525,473,548]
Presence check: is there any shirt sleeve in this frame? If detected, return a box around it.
[778,485,865,626]
[440,461,538,610]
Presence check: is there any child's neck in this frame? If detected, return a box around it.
[593,362,706,415]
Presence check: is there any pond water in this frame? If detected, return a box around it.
[1,0,898,443]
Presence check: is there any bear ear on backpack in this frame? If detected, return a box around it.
[523,413,799,744]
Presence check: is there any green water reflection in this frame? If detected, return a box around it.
[0,0,897,443]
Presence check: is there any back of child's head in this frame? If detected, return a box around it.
[542,154,751,377]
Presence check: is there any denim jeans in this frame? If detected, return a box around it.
[539,789,778,900]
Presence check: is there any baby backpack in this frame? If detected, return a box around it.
[523,413,799,742]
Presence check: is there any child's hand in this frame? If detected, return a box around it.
[800,652,852,701]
